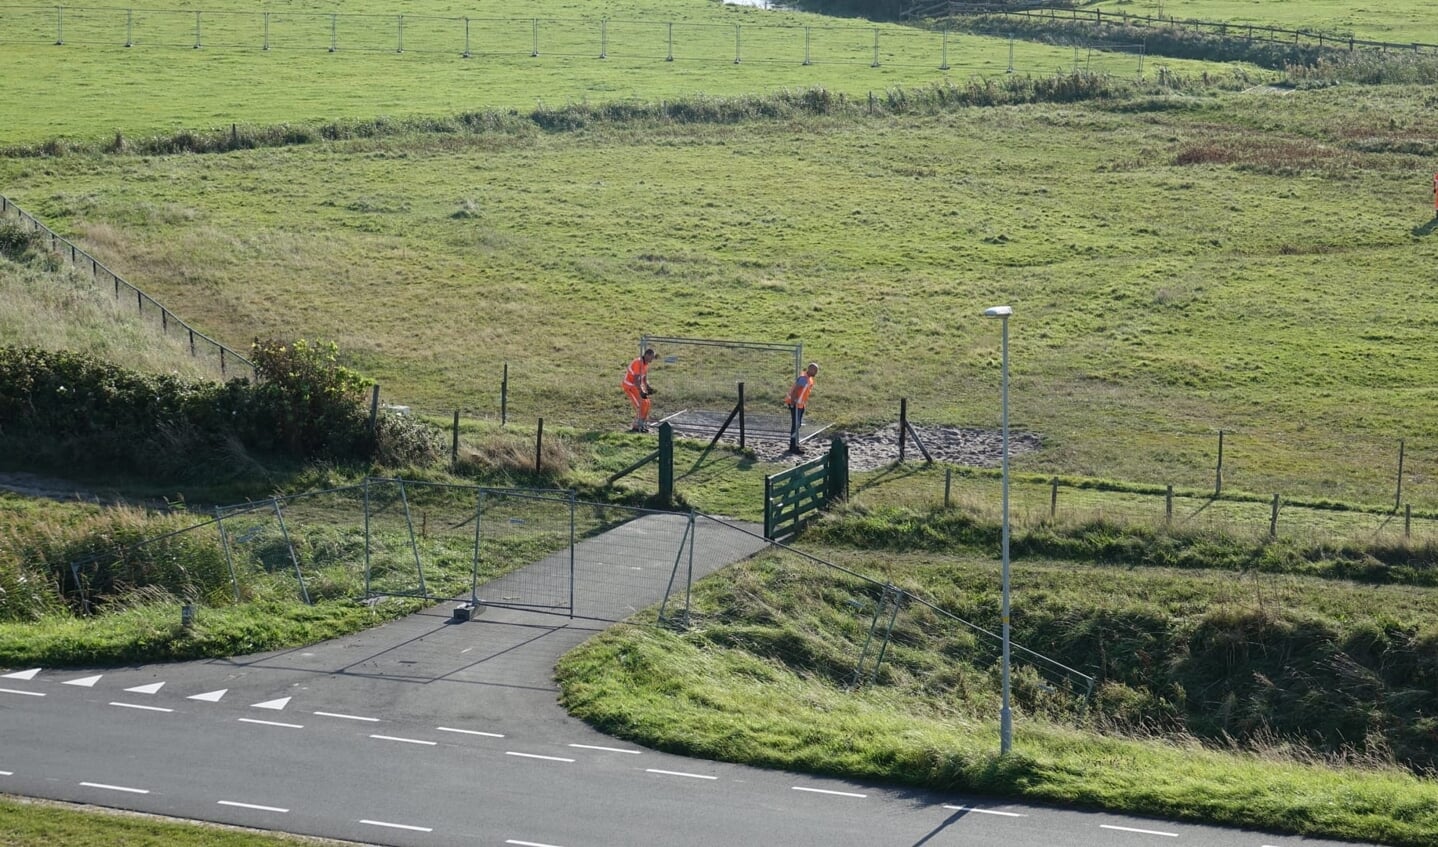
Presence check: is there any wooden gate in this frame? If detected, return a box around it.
[763,439,848,541]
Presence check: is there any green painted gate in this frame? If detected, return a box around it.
[763,439,848,541]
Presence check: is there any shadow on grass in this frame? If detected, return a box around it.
[1410,216,1438,237]
[852,461,929,495]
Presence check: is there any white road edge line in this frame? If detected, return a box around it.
[505,751,575,763]
[0,688,45,697]
[80,781,149,794]
[1100,824,1180,837]
[370,734,437,746]
[438,726,504,738]
[792,786,868,798]
[109,702,174,713]
[645,768,717,780]
[218,800,290,813]
[360,819,433,833]
[943,804,1028,818]
[506,840,566,847]
[568,743,641,754]
[238,718,304,729]
[314,711,380,722]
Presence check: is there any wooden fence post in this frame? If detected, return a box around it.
[1050,477,1059,519]
[535,418,544,474]
[1269,494,1279,538]
[1166,484,1173,524]
[368,384,380,435]
[501,361,508,427]
[451,410,460,468]
[1215,430,1225,496]
[1395,438,1405,512]
[899,398,907,462]
[944,468,951,509]
[738,382,746,449]
[1405,504,1412,539]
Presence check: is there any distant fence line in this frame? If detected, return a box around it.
[0,194,254,382]
[0,5,1147,73]
[954,5,1438,56]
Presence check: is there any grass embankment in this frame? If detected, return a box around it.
[1091,0,1438,44]
[557,538,1438,846]
[5,81,1438,508]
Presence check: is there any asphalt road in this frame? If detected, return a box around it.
[0,514,1379,847]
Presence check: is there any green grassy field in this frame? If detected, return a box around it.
[1094,0,1438,44]
[0,0,1229,147]
[6,79,1438,509]
[6,2,1438,844]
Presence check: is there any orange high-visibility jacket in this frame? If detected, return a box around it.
[786,374,815,409]
[623,356,649,388]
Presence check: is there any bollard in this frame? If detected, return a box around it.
[181,604,195,628]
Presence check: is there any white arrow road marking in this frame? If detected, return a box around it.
[63,675,103,687]
[1,669,40,681]
[189,689,228,702]
[251,697,291,710]
[80,782,149,794]
[943,805,1028,817]
[360,819,432,833]
[1100,824,1179,837]
[124,682,165,695]
[218,800,289,813]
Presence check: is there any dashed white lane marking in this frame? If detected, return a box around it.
[239,718,304,729]
[251,697,291,710]
[1100,824,1179,837]
[943,804,1028,817]
[505,751,575,763]
[645,768,717,780]
[189,689,228,702]
[125,682,165,695]
[792,786,867,798]
[360,819,433,833]
[0,688,45,697]
[109,702,174,713]
[370,734,437,746]
[568,743,641,754]
[81,781,149,794]
[0,770,13,776]
[437,726,504,738]
[0,669,40,681]
[63,675,102,687]
[314,711,380,722]
[506,840,566,847]
[218,800,290,813]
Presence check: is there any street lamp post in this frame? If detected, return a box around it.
[983,305,1013,755]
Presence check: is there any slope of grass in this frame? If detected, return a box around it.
[1091,0,1438,44]
[0,796,351,847]
[5,81,1437,507]
[557,546,1438,845]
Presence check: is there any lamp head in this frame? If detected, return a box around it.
[983,306,1013,318]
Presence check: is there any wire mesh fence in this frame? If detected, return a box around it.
[0,5,1152,74]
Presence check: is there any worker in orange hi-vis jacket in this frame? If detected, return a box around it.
[622,348,657,433]
[784,362,819,454]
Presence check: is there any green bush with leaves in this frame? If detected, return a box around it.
[247,338,372,458]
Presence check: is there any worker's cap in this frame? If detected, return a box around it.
[807,362,820,371]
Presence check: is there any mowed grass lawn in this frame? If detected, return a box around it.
[5,82,1438,506]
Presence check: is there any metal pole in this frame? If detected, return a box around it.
[999,313,1011,755]
[735,25,741,64]
[463,17,470,58]
[803,26,810,66]
[666,21,673,62]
